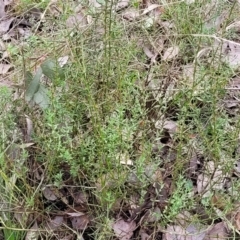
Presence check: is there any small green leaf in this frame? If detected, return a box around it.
[41,59,59,80]
[25,68,42,102]
[33,85,49,109]
[24,71,33,87]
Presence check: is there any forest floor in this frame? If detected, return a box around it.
[1,0,240,239]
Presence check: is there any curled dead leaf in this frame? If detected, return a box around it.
[25,115,33,142]
[66,212,85,217]
[42,186,58,201]
[141,4,163,16]
[89,0,102,8]
[226,21,240,32]
[122,8,140,21]
[140,229,150,240]
[0,63,13,75]
[113,219,136,240]
[204,222,228,240]
[116,0,130,11]
[0,0,5,19]
[197,161,226,198]
[119,152,133,166]
[25,222,39,240]
[58,55,69,67]
[143,46,158,63]
[66,12,88,29]
[162,46,179,61]
[234,212,240,230]
[163,224,207,240]
[214,39,240,68]
[72,191,88,204]
[163,120,178,134]
[0,78,13,88]
[47,216,64,230]
[0,17,14,34]
[70,214,89,230]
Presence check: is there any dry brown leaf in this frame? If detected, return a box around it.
[0,39,5,50]
[42,186,58,201]
[234,211,240,230]
[0,0,5,19]
[113,219,136,240]
[163,224,207,240]
[89,0,102,8]
[4,0,14,6]
[140,230,150,240]
[66,12,88,29]
[160,21,175,31]
[174,211,192,226]
[47,216,64,230]
[197,161,226,198]
[214,38,240,69]
[25,222,39,240]
[96,171,127,190]
[163,120,178,134]
[70,214,89,230]
[153,38,164,53]
[143,46,155,59]
[143,46,158,63]
[25,115,33,142]
[205,11,227,31]
[58,55,69,67]
[119,152,133,166]
[0,17,14,34]
[0,63,13,75]
[226,21,240,32]
[66,212,85,217]
[146,207,161,223]
[145,164,162,183]
[141,4,162,16]
[203,222,228,240]
[72,191,88,204]
[182,64,194,83]
[196,47,212,63]
[122,8,140,21]
[0,78,12,87]
[116,0,130,11]
[1,50,9,60]
[139,229,150,240]
[162,46,179,61]
[155,120,177,137]
[14,207,29,226]
[48,0,62,17]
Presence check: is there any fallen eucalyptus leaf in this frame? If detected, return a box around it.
[0,17,14,34]
[47,216,64,230]
[113,219,136,240]
[25,222,39,240]
[163,46,179,61]
[70,214,90,230]
[42,186,58,201]
[66,12,88,29]
[0,63,13,75]
[58,55,69,67]
[0,0,5,19]
[116,0,129,11]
